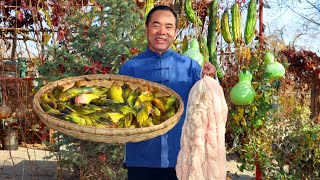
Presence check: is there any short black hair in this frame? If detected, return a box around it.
[145,5,178,28]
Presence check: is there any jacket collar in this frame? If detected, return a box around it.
[146,48,174,58]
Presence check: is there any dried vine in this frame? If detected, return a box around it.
[281,47,320,88]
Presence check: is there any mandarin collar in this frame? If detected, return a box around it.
[146,48,174,58]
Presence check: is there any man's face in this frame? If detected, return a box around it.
[146,10,177,54]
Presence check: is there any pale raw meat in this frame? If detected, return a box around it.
[176,76,228,180]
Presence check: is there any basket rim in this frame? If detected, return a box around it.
[33,74,184,136]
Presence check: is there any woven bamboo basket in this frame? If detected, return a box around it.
[33,74,184,144]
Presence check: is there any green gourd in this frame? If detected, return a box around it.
[190,38,199,49]
[264,51,285,80]
[230,70,256,105]
[183,38,204,66]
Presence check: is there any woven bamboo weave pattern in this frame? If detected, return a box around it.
[33,74,184,143]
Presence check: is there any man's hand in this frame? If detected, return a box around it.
[202,61,216,78]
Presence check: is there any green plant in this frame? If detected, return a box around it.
[227,49,287,177]
[229,80,320,179]
[36,0,146,84]
[37,0,146,179]
[265,99,320,179]
[44,132,126,179]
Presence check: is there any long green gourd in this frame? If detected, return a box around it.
[221,8,233,44]
[184,0,203,26]
[207,0,224,78]
[145,0,154,16]
[244,0,257,45]
[231,3,242,47]
[198,35,210,63]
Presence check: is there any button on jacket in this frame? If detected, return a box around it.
[119,48,201,168]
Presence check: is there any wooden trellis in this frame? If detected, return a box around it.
[0,1,52,145]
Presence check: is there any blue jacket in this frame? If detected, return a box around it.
[119,48,201,168]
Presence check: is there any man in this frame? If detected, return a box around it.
[119,5,216,180]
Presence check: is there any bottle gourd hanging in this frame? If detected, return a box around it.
[264,51,285,80]
[230,70,256,105]
[183,38,204,66]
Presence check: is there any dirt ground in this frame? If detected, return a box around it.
[226,153,255,180]
[0,145,57,180]
[0,145,254,180]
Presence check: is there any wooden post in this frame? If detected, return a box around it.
[311,79,320,123]
[259,0,264,46]
[256,0,264,179]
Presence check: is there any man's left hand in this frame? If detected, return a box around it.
[202,61,216,78]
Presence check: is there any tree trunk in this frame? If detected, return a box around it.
[11,30,17,60]
[311,79,320,124]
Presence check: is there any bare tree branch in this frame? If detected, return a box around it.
[281,0,320,26]
[306,0,320,13]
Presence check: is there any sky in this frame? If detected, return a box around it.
[263,0,320,54]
